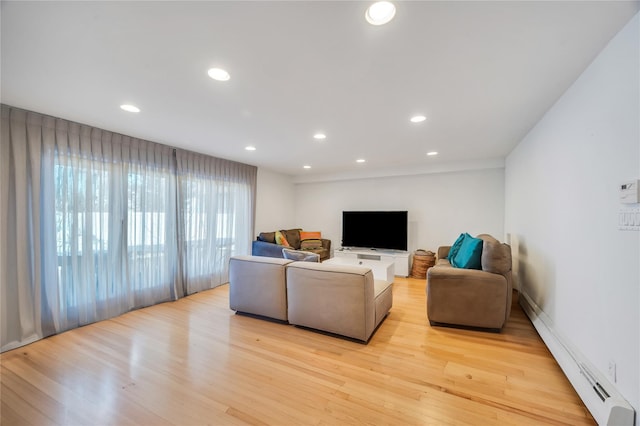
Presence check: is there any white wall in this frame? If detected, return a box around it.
[505,13,639,420]
[293,167,505,255]
[255,168,295,235]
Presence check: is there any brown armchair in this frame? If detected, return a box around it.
[426,234,512,331]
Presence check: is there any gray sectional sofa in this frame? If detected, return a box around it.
[228,255,393,342]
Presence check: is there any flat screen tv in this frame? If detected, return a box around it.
[342,211,408,251]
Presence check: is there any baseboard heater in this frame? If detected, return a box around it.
[519,291,635,425]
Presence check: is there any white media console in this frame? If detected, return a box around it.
[333,248,411,277]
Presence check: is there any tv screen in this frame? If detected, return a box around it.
[342,211,408,251]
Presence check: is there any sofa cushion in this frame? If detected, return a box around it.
[436,258,451,267]
[451,233,483,270]
[281,229,302,249]
[373,279,392,298]
[258,232,276,243]
[481,241,512,275]
[304,247,329,261]
[275,231,290,247]
[282,248,320,262]
[300,239,323,250]
[447,233,466,261]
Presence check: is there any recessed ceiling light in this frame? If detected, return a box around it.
[356,159,366,163]
[245,146,256,151]
[410,115,426,123]
[365,1,396,26]
[208,68,230,81]
[313,133,326,140]
[120,104,140,113]
[303,165,311,169]
[427,151,438,156]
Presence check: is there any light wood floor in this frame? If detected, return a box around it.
[1,277,594,425]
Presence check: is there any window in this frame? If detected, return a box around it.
[53,150,177,315]
[176,152,255,294]
[2,104,257,350]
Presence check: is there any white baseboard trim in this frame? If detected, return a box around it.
[519,291,635,426]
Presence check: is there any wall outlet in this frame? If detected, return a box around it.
[608,360,617,383]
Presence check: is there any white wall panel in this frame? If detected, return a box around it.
[505,13,639,422]
[293,168,505,255]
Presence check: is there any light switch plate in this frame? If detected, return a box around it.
[619,207,640,231]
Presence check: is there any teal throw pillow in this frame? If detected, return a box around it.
[447,233,466,261]
[451,234,483,270]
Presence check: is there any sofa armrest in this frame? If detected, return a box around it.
[251,240,285,258]
[321,238,331,252]
[427,267,509,329]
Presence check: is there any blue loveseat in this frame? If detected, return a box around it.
[251,228,331,261]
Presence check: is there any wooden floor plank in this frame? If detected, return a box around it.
[1,277,595,425]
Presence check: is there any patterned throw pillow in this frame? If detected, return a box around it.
[275,230,290,247]
[282,248,320,262]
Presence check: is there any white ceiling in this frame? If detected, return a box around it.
[2,1,638,181]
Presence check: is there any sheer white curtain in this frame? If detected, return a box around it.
[1,106,180,351]
[2,105,257,352]
[124,141,179,305]
[176,149,256,295]
[1,106,47,350]
[50,122,179,332]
